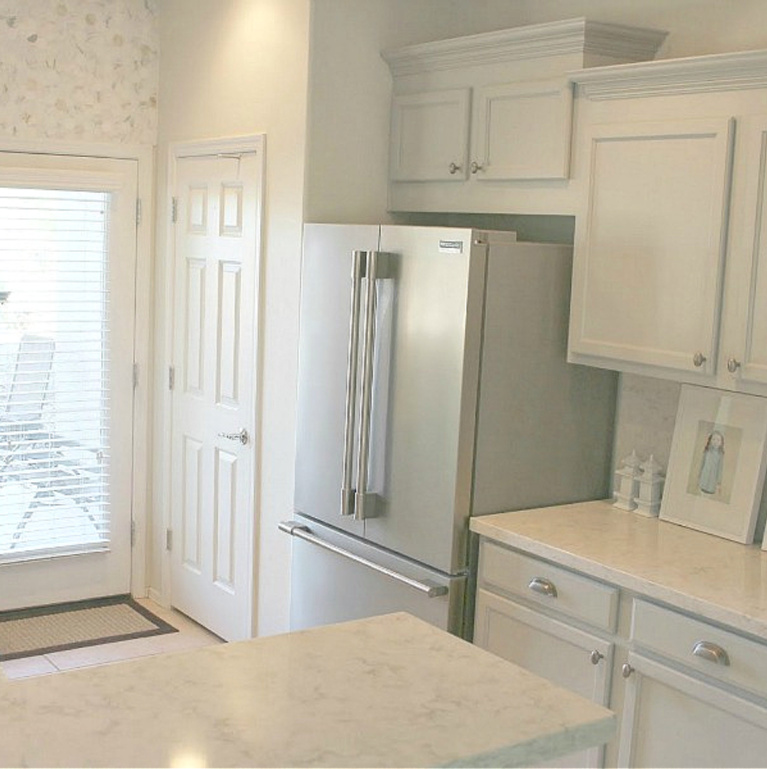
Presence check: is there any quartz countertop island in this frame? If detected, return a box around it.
[0,612,614,768]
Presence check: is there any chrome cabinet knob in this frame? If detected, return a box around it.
[621,663,634,678]
[692,351,707,368]
[218,428,249,446]
[528,577,557,598]
[590,650,604,666]
[692,640,730,666]
[470,161,484,174]
[727,357,741,374]
[448,162,462,175]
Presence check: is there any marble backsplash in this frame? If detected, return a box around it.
[0,0,158,144]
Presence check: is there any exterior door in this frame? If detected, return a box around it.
[0,152,137,609]
[170,146,262,641]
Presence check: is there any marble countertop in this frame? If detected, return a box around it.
[0,612,614,768]
[470,499,767,640]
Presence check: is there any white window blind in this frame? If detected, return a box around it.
[0,187,113,561]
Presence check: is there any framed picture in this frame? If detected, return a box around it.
[659,385,767,544]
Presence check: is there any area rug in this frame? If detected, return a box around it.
[0,595,177,661]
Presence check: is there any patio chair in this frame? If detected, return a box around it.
[0,335,55,479]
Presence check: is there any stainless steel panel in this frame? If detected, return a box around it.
[286,515,466,635]
[472,241,617,514]
[293,224,379,535]
[364,226,487,574]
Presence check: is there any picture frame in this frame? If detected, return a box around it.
[659,385,767,544]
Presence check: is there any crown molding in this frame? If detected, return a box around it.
[382,19,667,77]
[570,49,767,100]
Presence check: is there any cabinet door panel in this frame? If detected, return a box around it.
[618,653,767,768]
[728,116,767,385]
[475,589,613,768]
[473,78,572,180]
[389,89,470,181]
[570,118,734,375]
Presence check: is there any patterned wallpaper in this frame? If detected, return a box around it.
[0,0,158,144]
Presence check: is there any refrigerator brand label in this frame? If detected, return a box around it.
[439,240,464,254]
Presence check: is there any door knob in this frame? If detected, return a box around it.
[727,357,741,374]
[218,428,249,446]
[448,162,462,175]
[621,663,634,678]
[589,650,604,666]
[470,161,484,174]
[692,352,707,368]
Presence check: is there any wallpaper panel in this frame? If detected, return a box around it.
[0,0,158,144]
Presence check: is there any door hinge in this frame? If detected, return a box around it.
[171,196,178,224]
[166,528,173,551]
[132,362,139,390]
[130,520,136,547]
[168,365,175,391]
[136,198,142,227]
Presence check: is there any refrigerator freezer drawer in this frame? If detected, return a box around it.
[281,515,467,636]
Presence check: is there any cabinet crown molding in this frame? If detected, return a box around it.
[382,18,667,76]
[570,49,767,99]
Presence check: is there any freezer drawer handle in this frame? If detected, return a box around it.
[278,521,449,598]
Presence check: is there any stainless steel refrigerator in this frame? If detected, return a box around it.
[280,224,616,638]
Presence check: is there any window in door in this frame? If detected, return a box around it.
[0,186,114,560]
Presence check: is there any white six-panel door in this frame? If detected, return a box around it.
[170,145,262,641]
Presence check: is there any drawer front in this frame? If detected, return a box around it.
[631,599,767,699]
[478,540,619,631]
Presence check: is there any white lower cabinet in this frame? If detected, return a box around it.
[475,588,613,768]
[618,652,767,768]
[474,537,767,768]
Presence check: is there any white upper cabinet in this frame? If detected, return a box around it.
[723,114,767,388]
[389,89,470,181]
[569,117,734,376]
[472,78,573,181]
[568,51,767,394]
[382,19,667,215]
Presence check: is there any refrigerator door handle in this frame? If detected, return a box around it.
[279,520,449,598]
[354,250,391,521]
[341,249,367,517]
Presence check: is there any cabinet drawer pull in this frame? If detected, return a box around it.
[470,161,484,174]
[692,351,707,368]
[448,162,462,175]
[528,577,557,598]
[621,663,634,678]
[692,640,730,666]
[589,649,604,666]
[727,357,741,374]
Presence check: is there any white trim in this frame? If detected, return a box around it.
[382,18,667,76]
[0,137,153,602]
[160,135,266,636]
[570,48,767,100]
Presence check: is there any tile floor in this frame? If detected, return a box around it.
[0,598,223,680]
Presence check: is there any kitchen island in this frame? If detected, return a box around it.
[0,611,614,768]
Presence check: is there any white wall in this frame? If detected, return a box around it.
[0,0,158,144]
[153,0,311,636]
